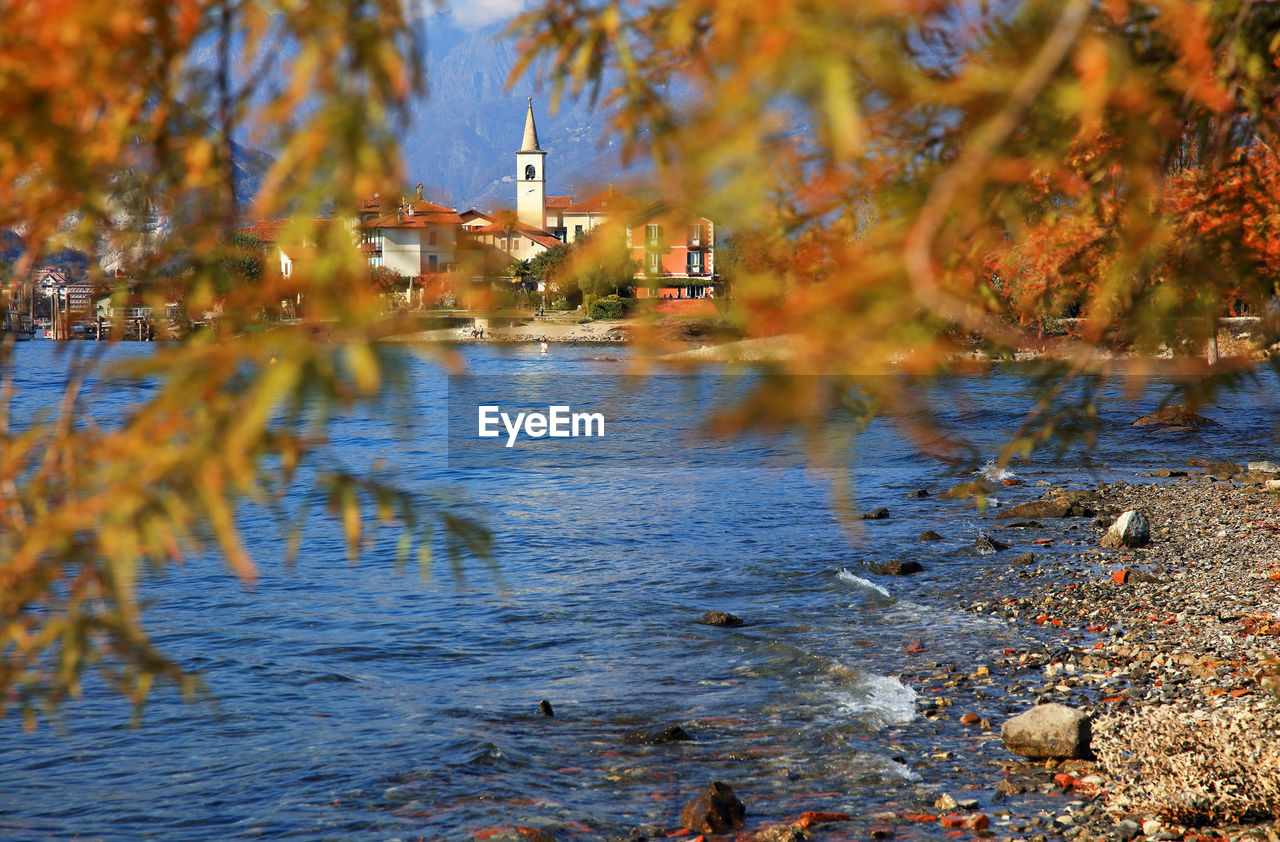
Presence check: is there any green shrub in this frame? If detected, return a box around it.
[587,294,633,320]
[582,293,597,315]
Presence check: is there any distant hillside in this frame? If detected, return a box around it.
[404,21,644,211]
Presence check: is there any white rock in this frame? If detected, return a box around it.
[1101,510,1151,549]
[1001,703,1092,759]
[1142,819,1163,836]
[1249,461,1280,475]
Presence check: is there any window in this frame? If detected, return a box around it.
[427,254,438,272]
[428,229,437,246]
[525,164,536,180]
[688,224,701,245]
[687,251,702,274]
[574,225,583,239]
[645,223,662,245]
[646,252,661,274]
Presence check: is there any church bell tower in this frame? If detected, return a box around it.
[516,98,547,229]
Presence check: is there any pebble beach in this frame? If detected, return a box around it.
[871,467,1280,842]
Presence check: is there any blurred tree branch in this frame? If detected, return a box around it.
[0,0,494,728]
[510,0,1280,454]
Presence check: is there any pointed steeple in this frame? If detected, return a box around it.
[520,97,541,153]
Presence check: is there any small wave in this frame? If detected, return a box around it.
[836,569,891,598]
[832,673,918,729]
[977,458,1015,482]
[973,528,1005,555]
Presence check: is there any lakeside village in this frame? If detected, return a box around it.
[0,100,720,342]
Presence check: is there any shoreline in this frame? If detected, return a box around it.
[380,315,1276,369]
[381,318,634,344]
[907,470,1280,842]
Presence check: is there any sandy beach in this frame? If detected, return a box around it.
[383,317,633,344]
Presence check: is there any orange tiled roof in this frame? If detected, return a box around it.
[525,230,564,249]
[364,198,462,228]
[546,195,573,208]
[472,222,563,250]
[564,185,637,214]
[627,199,711,226]
[239,219,289,243]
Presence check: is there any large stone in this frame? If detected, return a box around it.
[1249,461,1280,475]
[1001,703,1092,759]
[873,559,924,576]
[1187,457,1241,477]
[1132,404,1218,428]
[701,610,744,627]
[919,530,943,541]
[624,725,692,745]
[975,533,1009,553]
[680,781,745,834]
[996,499,1072,519]
[860,507,890,520]
[1100,510,1151,549]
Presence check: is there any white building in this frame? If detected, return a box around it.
[560,185,638,244]
[468,222,562,262]
[359,186,462,277]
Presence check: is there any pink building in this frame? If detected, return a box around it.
[626,200,716,300]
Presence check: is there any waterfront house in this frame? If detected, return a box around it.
[358,187,462,277]
[561,186,638,245]
[627,200,716,300]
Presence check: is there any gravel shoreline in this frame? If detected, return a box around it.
[930,469,1280,842]
[628,470,1280,842]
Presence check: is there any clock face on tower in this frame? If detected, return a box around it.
[526,188,535,194]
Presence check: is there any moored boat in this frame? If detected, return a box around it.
[1,310,36,341]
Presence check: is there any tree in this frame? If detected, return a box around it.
[568,226,639,298]
[367,265,407,295]
[527,243,571,289]
[511,0,1280,393]
[211,231,267,295]
[0,1,491,726]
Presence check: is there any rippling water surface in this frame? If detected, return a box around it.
[3,342,1278,840]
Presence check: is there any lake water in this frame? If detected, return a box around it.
[2,341,1278,840]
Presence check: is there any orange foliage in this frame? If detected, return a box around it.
[512,0,1280,368]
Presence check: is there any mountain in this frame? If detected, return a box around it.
[402,20,643,211]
